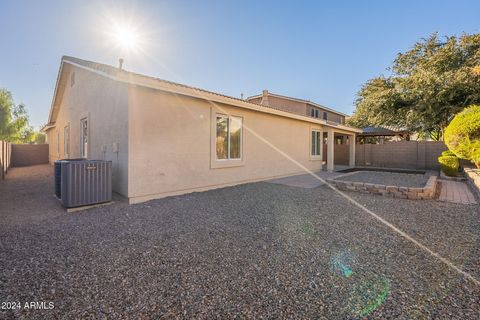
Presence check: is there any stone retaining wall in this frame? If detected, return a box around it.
[327,176,438,200]
[464,167,480,198]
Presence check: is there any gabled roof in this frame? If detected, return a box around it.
[43,56,361,133]
[246,91,348,117]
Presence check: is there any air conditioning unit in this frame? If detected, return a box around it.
[54,159,112,208]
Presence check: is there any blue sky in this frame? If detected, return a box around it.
[1,0,479,129]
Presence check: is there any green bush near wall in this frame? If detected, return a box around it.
[441,150,456,157]
[444,105,480,168]
[438,155,459,176]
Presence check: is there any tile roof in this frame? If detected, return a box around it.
[45,56,361,133]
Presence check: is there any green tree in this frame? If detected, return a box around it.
[32,132,46,144]
[0,88,37,143]
[348,33,480,140]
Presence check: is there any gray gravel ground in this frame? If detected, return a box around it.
[334,171,430,187]
[1,165,480,319]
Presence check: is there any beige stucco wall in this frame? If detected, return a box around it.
[45,64,129,196]
[266,95,306,114]
[127,87,325,203]
[247,97,262,105]
[306,104,344,124]
[248,95,345,123]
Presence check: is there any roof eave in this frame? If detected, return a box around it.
[46,57,67,126]
[59,56,361,133]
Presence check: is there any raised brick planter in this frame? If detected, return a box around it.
[326,176,438,200]
[464,167,480,198]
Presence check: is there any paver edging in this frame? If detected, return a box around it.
[328,175,438,200]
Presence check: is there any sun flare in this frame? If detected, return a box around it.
[111,24,139,50]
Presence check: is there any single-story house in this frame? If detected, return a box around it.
[42,56,361,204]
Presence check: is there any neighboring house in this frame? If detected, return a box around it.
[42,56,361,204]
[246,90,347,124]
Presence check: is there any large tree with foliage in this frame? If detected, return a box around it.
[0,88,41,143]
[348,33,480,140]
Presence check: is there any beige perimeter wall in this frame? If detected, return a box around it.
[127,87,324,203]
[46,65,129,196]
[11,144,49,167]
[354,141,447,170]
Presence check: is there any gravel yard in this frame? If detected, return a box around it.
[1,165,480,319]
[334,170,430,187]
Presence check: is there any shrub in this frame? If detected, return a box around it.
[444,105,480,168]
[441,150,456,157]
[438,155,459,176]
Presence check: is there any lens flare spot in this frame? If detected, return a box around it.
[331,251,355,278]
[350,276,390,317]
[299,222,314,236]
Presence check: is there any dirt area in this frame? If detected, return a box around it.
[1,165,479,319]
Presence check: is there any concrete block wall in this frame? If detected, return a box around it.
[11,144,49,167]
[354,141,447,170]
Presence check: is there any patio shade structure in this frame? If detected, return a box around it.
[357,126,410,144]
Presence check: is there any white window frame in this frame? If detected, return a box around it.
[56,130,60,157]
[80,117,88,159]
[310,127,323,161]
[64,124,70,158]
[210,109,245,169]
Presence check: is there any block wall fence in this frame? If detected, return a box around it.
[330,141,447,170]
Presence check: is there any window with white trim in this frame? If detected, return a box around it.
[311,130,321,156]
[216,115,242,160]
[64,125,70,157]
[56,131,60,156]
[80,117,88,158]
